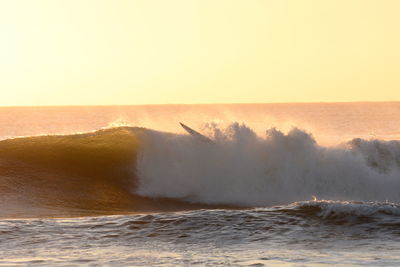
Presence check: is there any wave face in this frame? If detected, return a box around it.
[0,127,216,218]
[137,123,400,206]
[1,124,400,218]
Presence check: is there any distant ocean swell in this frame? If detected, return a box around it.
[0,123,400,218]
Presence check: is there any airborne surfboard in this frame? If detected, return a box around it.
[179,122,214,143]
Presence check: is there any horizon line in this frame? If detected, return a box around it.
[0,100,399,108]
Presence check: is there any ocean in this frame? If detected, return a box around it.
[0,103,400,266]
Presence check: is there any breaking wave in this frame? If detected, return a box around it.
[0,123,400,218]
[137,123,400,206]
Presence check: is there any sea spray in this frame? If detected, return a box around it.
[137,123,400,206]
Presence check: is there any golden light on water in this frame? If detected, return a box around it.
[1,0,400,106]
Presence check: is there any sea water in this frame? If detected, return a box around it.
[0,103,399,266]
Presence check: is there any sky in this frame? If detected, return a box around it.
[1,0,400,106]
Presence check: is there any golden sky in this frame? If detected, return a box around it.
[1,0,400,106]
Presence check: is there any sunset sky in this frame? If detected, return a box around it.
[1,0,400,106]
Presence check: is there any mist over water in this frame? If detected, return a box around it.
[1,102,400,145]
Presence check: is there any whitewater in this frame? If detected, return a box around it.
[138,123,400,206]
[0,103,400,266]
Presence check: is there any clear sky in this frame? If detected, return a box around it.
[1,0,400,106]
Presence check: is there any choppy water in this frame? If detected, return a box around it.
[2,202,400,266]
[0,103,400,266]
